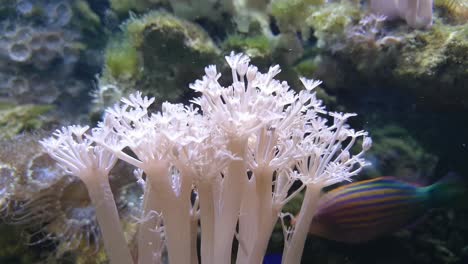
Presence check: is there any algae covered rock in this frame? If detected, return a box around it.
[301,2,468,108]
[0,103,53,139]
[270,0,326,33]
[223,34,274,61]
[393,23,468,106]
[305,0,361,48]
[97,11,220,109]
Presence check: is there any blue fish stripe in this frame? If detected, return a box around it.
[318,178,418,210]
[314,178,429,229]
[318,188,418,215]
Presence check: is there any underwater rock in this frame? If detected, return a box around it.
[97,11,220,110]
[393,22,468,107]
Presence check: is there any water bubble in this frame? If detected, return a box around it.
[49,2,73,26]
[16,0,34,16]
[3,23,17,38]
[34,81,59,104]
[13,27,32,42]
[8,76,29,95]
[8,42,31,62]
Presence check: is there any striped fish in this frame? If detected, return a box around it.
[307,175,466,243]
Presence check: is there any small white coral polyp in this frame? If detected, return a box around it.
[42,52,371,264]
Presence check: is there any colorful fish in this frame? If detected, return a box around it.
[306,175,467,243]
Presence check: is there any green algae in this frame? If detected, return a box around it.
[0,103,53,139]
[306,1,361,48]
[393,22,468,105]
[223,34,273,58]
[104,38,141,81]
[74,0,101,31]
[270,0,325,32]
[109,0,162,16]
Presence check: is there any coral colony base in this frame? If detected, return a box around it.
[41,52,372,264]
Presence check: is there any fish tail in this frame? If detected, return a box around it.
[425,172,468,209]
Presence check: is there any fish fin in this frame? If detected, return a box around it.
[426,172,468,209]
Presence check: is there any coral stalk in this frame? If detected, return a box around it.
[198,181,215,264]
[213,138,248,264]
[282,184,323,264]
[83,171,134,264]
[146,167,192,264]
[247,167,278,264]
[137,183,164,264]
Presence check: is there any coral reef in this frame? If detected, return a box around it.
[393,23,468,106]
